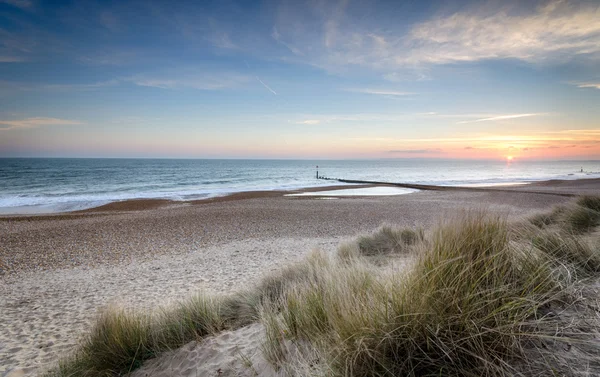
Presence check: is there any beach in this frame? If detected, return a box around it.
[0,180,597,376]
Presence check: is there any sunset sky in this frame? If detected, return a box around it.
[0,0,599,159]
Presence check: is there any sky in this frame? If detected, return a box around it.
[0,0,599,160]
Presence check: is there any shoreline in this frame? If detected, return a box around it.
[1,177,599,219]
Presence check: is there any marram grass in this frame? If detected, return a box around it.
[47,196,600,377]
[263,213,573,376]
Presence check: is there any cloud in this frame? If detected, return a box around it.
[271,0,600,73]
[290,112,553,128]
[255,76,277,95]
[78,50,144,66]
[387,148,443,154]
[208,33,238,50]
[350,129,600,146]
[0,117,83,131]
[0,56,26,62]
[271,26,304,56]
[0,79,121,93]
[456,113,544,124]
[575,82,600,90]
[0,0,32,10]
[384,71,431,82]
[126,74,250,90]
[405,1,600,65]
[41,79,120,91]
[345,88,414,97]
[296,119,321,125]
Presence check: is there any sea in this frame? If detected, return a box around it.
[0,158,599,214]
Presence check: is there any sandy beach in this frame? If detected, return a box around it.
[0,180,597,376]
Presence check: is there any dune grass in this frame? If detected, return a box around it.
[563,205,600,234]
[529,199,600,234]
[262,213,579,376]
[577,195,600,212]
[49,295,227,377]
[532,230,600,275]
[47,196,600,377]
[356,225,424,256]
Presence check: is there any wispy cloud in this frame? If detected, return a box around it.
[42,79,120,91]
[345,88,414,97]
[0,117,83,131]
[575,82,600,90]
[293,113,411,124]
[456,113,545,124]
[387,148,443,154]
[344,129,600,147]
[208,33,238,50]
[296,119,321,125]
[0,56,26,62]
[255,76,277,95]
[0,79,120,92]
[405,1,600,65]
[292,112,546,125]
[0,0,32,10]
[78,50,144,66]
[272,1,600,73]
[126,74,251,90]
[271,26,303,56]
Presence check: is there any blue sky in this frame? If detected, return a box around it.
[0,0,599,159]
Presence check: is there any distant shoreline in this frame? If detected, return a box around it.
[2,177,599,219]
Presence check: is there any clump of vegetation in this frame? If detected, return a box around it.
[46,255,329,377]
[47,196,600,377]
[529,197,600,234]
[533,230,600,275]
[529,212,557,228]
[578,195,600,212]
[356,225,423,256]
[563,205,600,234]
[49,295,226,377]
[528,204,568,229]
[264,213,572,376]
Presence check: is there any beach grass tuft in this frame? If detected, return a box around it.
[262,212,576,376]
[356,224,423,256]
[532,229,600,275]
[577,195,600,212]
[47,296,227,377]
[529,212,557,228]
[529,196,600,234]
[562,204,600,234]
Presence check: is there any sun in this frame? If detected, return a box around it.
[506,155,514,161]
